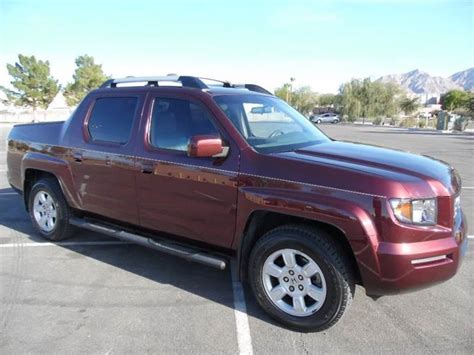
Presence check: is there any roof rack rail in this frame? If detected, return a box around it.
[234,84,273,95]
[99,75,273,95]
[199,77,233,88]
[99,75,206,89]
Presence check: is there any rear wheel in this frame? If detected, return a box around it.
[248,225,354,332]
[28,179,74,241]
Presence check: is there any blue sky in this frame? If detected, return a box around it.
[0,0,472,93]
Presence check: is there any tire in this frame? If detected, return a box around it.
[316,119,322,124]
[248,225,354,332]
[332,119,339,124]
[28,178,74,241]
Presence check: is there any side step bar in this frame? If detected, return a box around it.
[69,217,227,270]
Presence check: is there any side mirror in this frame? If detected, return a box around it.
[187,135,228,158]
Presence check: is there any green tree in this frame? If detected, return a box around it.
[339,81,361,122]
[378,82,401,118]
[317,93,337,107]
[292,86,318,114]
[0,54,59,111]
[64,55,108,106]
[275,84,317,114]
[338,78,401,122]
[440,90,471,111]
[275,83,292,103]
[399,97,419,115]
[359,78,375,118]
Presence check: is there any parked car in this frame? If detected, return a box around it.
[6,75,467,332]
[310,112,340,124]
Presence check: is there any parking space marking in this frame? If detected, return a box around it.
[468,235,474,240]
[462,187,474,190]
[0,241,130,248]
[231,261,253,355]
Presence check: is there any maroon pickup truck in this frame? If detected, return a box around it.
[6,75,467,331]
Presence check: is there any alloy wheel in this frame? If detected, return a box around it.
[33,190,58,233]
[261,248,327,317]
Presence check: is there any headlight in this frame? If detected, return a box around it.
[389,198,437,225]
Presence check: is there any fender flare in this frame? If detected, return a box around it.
[21,152,82,210]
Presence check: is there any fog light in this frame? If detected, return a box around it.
[411,255,447,265]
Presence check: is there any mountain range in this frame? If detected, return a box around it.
[378,68,474,94]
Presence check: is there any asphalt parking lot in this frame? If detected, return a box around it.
[0,123,472,353]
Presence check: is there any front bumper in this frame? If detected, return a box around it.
[363,212,468,296]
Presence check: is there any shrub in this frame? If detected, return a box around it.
[399,117,418,128]
[389,117,400,126]
[372,116,383,125]
[343,114,356,123]
[418,120,426,128]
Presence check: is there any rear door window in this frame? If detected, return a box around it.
[88,97,138,144]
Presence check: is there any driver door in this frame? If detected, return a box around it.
[135,94,240,248]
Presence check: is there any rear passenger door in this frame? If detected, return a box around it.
[68,94,144,224]
[135,94,239,248]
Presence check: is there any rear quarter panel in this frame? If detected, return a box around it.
[7,120,81,209]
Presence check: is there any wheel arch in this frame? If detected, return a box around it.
[21,152,81,212]
[23,169,63,212]
[237,210,362,285]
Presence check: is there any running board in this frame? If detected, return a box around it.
[69,217,227,270]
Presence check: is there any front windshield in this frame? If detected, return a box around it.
[214,94,330,153]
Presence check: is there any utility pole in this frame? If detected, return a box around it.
[287,77,295,103]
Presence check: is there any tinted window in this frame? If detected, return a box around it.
[88,97,138,144]
[150,98,219,151]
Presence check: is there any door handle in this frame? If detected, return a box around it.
[141,162,154,174]
[73,151,83,163]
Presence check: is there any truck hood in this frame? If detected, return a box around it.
[275,141,460,198]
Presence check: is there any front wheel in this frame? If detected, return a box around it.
[248,225,354,332]
[28,179,74,241]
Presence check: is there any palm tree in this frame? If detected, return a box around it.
[400,97,419,115]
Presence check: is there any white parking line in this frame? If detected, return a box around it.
[231,261,253,355]
[468,235,474,240]
[0,241,130,248]
[463,187,474,190]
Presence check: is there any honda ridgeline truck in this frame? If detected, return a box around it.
[6,75,468,332]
